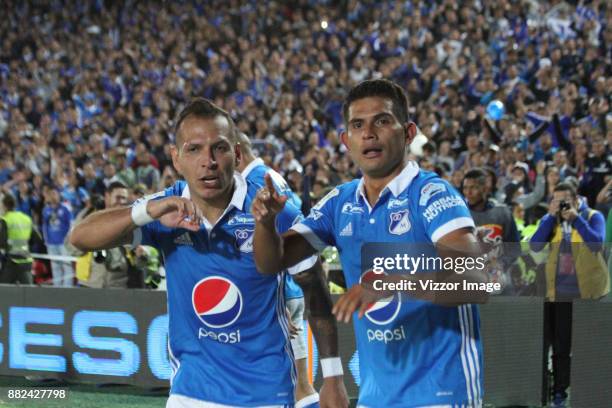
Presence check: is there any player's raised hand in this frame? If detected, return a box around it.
[146,196,203,231]
[251,173,287,225]
[332,284,383,324]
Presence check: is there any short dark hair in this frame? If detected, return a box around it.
[553,182,577,198]
[105,181,128,195]
[2,193,16,211]
[342,79,410,125]
[174,98,238,145]
[464,168,488,184]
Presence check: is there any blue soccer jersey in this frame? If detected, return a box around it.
[292,162,482,408]
[242,158,316,299]
[133,175,303,407]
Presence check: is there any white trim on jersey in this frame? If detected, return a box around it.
[275,273,297,388]
[166,393,291,408]
[354,161,420,203]
[290,223,328,251]
[430,217,475,243]
[240,158,265,179]
[286,254,318,275]
[181,174,248,232]
[168,338,180,387]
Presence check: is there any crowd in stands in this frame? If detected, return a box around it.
[0,0,610,288]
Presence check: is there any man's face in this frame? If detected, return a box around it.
[341,96,414,179]
[171,115,240,204]
[105,188,129,208]
[466,135,479,150]
[512,168,526,183]
[462,178,486,207]
[48,190,60,205]
[552,190,577,210]
[541,135,552,150]
[554,151,567,167]
[593,138,606,156]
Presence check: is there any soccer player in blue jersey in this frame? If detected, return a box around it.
[252,79,487,408]
[237,132,340,408]
[69,98,348,408]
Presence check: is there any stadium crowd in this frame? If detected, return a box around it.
[0,0,611,288]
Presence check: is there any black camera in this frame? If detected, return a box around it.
[93,250,107,263]
[559,200,570,212]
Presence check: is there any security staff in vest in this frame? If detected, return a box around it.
[530,182,609,407]
[0,193,35,284]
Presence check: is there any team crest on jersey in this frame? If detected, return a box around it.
[419,182,446,206]
[234,229,254,253]
[341,202,365,214]
[389,209,411,235]
[387,197,408,209]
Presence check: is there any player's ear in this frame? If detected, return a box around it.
[405,122,417,144]
[340,130,350,151]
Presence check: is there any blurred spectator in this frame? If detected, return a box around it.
[68,181,134,288]
[463,168,520,293]
[579,135,612,207]
[134,144,160,191]
[0,0,609,288]
[0,193,41,284]
[530,182,608,407]
[42,186,73,286]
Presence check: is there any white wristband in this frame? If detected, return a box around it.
[321,357,343,378]
[131,199,155,226]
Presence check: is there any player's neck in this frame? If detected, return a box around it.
[362,161,405,207]
[193,183,236,225]
[237,155,255,173]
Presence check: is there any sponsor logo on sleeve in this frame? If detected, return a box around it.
[423,196,466,222]
[419,182,447,206]
[308,209,324,221]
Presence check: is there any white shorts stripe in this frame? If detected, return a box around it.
[465,304,482,402]
[458,306,473,405]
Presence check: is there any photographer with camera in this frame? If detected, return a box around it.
[66,181,135,288]
[530,182,609,407]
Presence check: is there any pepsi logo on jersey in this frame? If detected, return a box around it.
[192,277,243,343]
[360,270,407,344]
